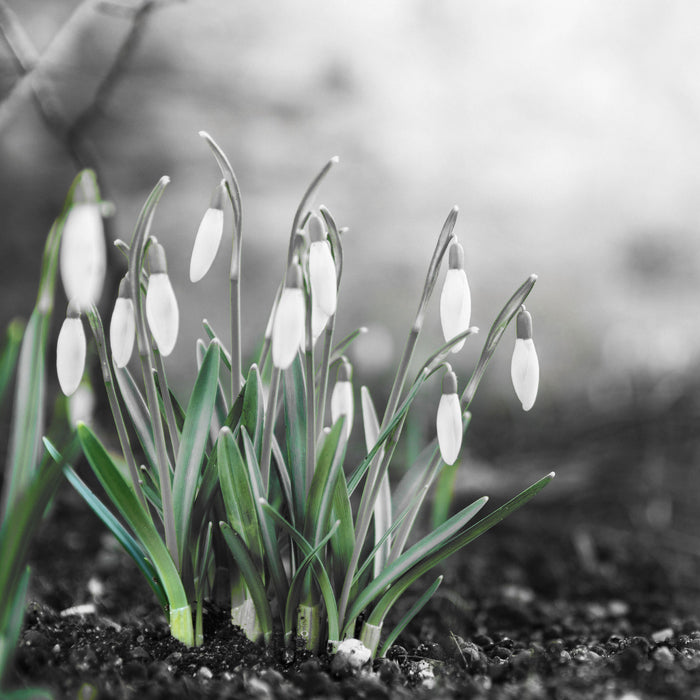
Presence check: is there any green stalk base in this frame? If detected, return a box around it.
[231,598,262,642]
[359,621,382,658]
[297,603,322,653]
[170,605,194,647]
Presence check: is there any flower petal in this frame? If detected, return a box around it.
[146,273,179,356]
[57,316,86,396]
[331,381,354,442]
[440,268,471,353]
[110,297,136,368]
[511,338,539,411]
[59,204,106,310]
[271,287,305,369]
[309,241,337,316]
[437,392,462,465]
[190,207,224,282]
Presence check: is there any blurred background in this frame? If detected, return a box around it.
[2,1,700,531]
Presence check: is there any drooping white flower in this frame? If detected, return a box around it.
[59,201,106,310]
[436,369,462,465]
[439,239,471,353]
[308,214,337,317]
[190,181,225,283]
[510,306,539,411]
[109,276,136,368]
[68,379,95,427]
[271,262,305,369]
[56,303,86,396]
[330,358,354,442]
[145,242,179,356]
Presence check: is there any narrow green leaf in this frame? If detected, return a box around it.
[304,419,346,545]
[172,341,221,562]
[0,454,62,633]
[347,369,430,495]
[240,429,289,607]
[114,366,158,468]
[61,462,168,610]
[378,576,443,657]
[0,318,24,406]
[270,436,294,522]
[329,468,354,589]
[217,427,263,567]
[261,501,339,643]
[283,354,307,521]
[76,423,190,615]
[239,364,264,458]
[0,566,30,687]
[219,522,273,641]
[284,521,340,643]
[356,472,555,633]
[342,495,489,633]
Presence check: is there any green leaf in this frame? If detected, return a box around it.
[304,418,346,546]
[0,318,24,407]
[342,495,489,634]
[219,522,273,641]
[0,566,30,688]
[363,472,555,631]
[329,468,354,589]
[217,427,263,567]
[65,467,167,609]
[172,341,221,562]
[378,575,443,658]
[347,369,430,495]
[76,423,190,617]
[240,429,289,608]
[239,364,264,459]
[0,454,62,634]
[284,521,340,644]
[283,354,307,522]
[261,501,339,643]
[114,367,158,468]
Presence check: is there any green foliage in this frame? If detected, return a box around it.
[57,144,552,658]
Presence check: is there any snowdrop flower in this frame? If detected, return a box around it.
[56,301,86,396]
[510,306,539,411]
[272,262,305,369]
[190,180,225,283]
[439,239,471,353]
[146,242,179,356]
[59,182,106,310]
[308,213,337,317]
[330,358,354,442]
[109,275,136,368]
[436,369,462,465]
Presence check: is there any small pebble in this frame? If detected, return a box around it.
[197,666,213,680]
[652,646,675,665]
[652,628,674,644]
[330,638,371,677]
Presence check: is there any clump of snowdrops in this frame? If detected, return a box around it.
[49,134,553,657]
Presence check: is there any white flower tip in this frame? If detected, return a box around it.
[57,316,86,396]
[330,155,340,164]
[437,392,462,465]
[511,337,539,411]
[146,273,179,356]
[110,297,135,368]
[271,287,305,369]
[190,207,224,282]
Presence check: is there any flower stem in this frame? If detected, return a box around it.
[260,366,281,493]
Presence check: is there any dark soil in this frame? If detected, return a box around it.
[9,389,700,699]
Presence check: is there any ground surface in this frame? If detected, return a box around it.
[9,391,700,699]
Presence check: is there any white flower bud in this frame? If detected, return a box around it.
[330,359,353,442]
[439,240,471,353]
[311,299,330,343]
[308,215,337,317]
[145,243,179,356]
[436,370,462,465]
[59,202,106,310]
[190,182,225,283]
[510,307,539,411]
[109,278,135,368]
[272,264,305,369]
[57,306,86,396]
